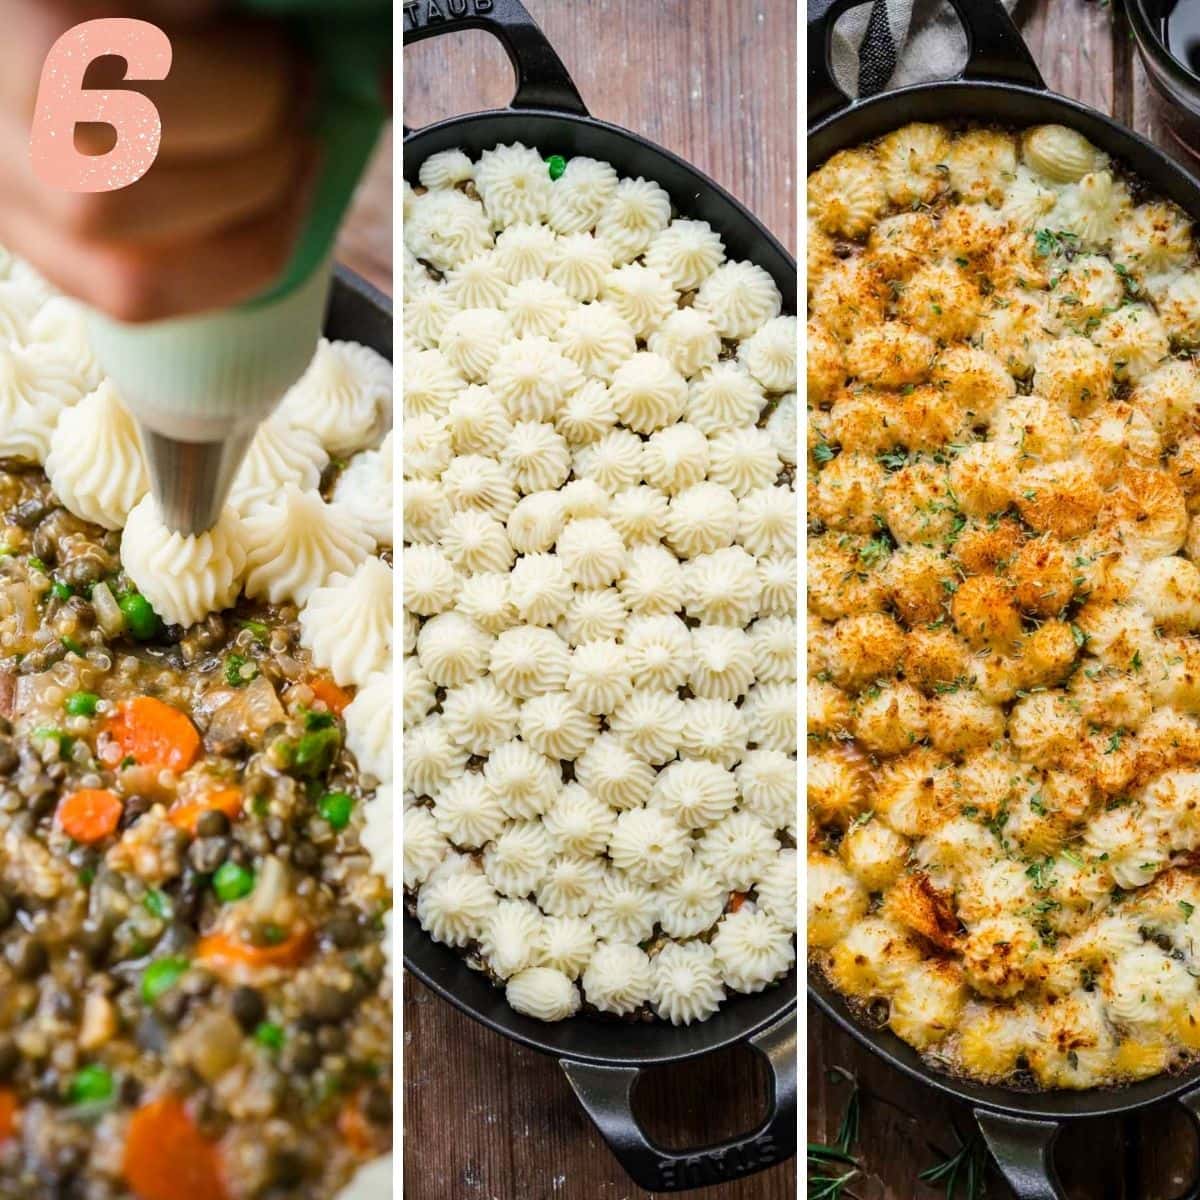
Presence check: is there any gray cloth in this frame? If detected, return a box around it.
[830,0,1019,98]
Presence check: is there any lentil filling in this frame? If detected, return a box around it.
[0,464,391,1199]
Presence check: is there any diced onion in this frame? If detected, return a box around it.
[91,581,126,638]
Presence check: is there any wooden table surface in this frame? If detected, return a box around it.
[336,126,393,298]
[807,2,1200,1197]
[402,3,796,1199]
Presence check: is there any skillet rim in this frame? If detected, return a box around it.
[406,915,797,1068]
[807,75,1200,1119]
[403,106,798,309]
[402,106,799,1067]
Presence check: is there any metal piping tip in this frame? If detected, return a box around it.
[138,424,252,536]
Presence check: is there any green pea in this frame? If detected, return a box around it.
[65,691,99,717]
[546,154,567,180]
[213,861,255,903]
[318,791,353,830]
[32,727,73,755]
[293,726,341,778]
[50,581,72,601]
[68,1063,114,1104]
[118,592,163,640]
[254,1021,285,1050]
[61,636,85,656]
[141,955,189,1004]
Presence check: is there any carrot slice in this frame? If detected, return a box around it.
[58,788,123,843]
[0,1088,18,1144]
[309,677,352,716]
[122,1096,228,1200]
[728,892,749,914]
[167,787,243,835]
[337,1091,376,1156]
[196,926,314,979]
[104,698,200,773]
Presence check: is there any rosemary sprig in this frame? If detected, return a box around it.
[808,1068,860,1199]
[919,1131,989,1199]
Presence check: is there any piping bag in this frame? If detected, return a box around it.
[82,2,389,535]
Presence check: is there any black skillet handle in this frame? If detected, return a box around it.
[978,1095,1200,1200]
[1171,1081,1200,1200]
[559,1012,796,1193]
[402,0,587,118]
[974,1110,1064,1200]
[808,0,1046,127]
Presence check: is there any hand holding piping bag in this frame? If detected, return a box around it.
[0,0,320,322]
[0,0,390,532]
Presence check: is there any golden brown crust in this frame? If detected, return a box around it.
[809,120,1200,1090]
[882,872,962,952]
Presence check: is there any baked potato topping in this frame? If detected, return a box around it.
[808,122,1200,1089]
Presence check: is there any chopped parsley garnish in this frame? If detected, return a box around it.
[1034,228,1079,258]
[1026,857,1055,890]
[858,536,892,569]
[812,438,837,465]
[1113,260,1139,297]
[988,807,1010,842]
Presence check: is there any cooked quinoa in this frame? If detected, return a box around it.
[0,464,391,1199]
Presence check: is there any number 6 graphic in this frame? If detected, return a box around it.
[29,18,171,193]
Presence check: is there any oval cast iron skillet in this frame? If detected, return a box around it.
[810,1,1200,1196]
[403,0,798,1191]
